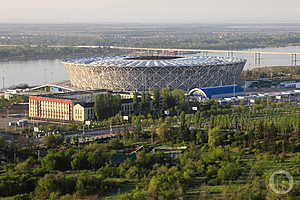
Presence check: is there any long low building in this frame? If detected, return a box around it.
[29,90,135,122]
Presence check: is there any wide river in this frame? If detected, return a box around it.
[0,46,300,88]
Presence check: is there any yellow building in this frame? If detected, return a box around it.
[29,96,73,121]
[29,90,135,122]
[73,103,95,122]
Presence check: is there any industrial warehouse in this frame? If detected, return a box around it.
[63,55,246,91]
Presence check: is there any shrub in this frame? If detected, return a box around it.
[208,178,219,186]
[75,175,101,196]
[217,162,241,183]
[206,165,218,178]
[34,174,76,199]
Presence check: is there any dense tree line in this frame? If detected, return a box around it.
[94,93,121,120]
[0,46,123,61]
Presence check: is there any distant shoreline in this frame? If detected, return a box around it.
[1,44,300,63]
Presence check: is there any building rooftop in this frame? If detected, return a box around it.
[29,89,135,103]
[189,85,244,99]
[75,102,94,108]
[34,89,109,100]
[64,55,246,67]
[200,85,244,99]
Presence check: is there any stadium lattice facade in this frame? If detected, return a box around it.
[63,55,246,91]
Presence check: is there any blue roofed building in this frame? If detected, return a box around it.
[188,85,244,100]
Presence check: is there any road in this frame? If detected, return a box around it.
[67,125,130,138]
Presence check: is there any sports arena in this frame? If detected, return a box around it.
[63,55,246,91]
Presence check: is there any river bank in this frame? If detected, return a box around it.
[1,43,300,62]
[0,45,300,88]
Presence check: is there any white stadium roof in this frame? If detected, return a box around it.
[64,55,246,67]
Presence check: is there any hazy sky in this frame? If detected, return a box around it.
[1,0,300,23]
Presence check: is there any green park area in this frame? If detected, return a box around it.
[0,89,299,199]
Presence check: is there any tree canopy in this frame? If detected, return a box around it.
[94,93,121,120]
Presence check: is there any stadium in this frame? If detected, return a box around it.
[63,55,246,92]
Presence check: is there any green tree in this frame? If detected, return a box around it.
[178,112,190,142]
[132,117,144,139]
[133,92,139,114]
[71,152,89,170]
[15,157,36,171]
[75,175,102,196]
[208,127,221,148]
[141,92,151,115]
[43,134,64,148]
[161,88,174,110]
[107,138,124,149]
[147,166,184,200]
[41,150,72,171]
[88,149,107,170]
[152,89,160,110]
[158,123,170,142]
[34,174,76,199]
[217,162,241,183]
[94,93,121,120]
[172,89,186,109]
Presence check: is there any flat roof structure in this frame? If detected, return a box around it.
[35,89,109,100]
[75,102,94,108]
